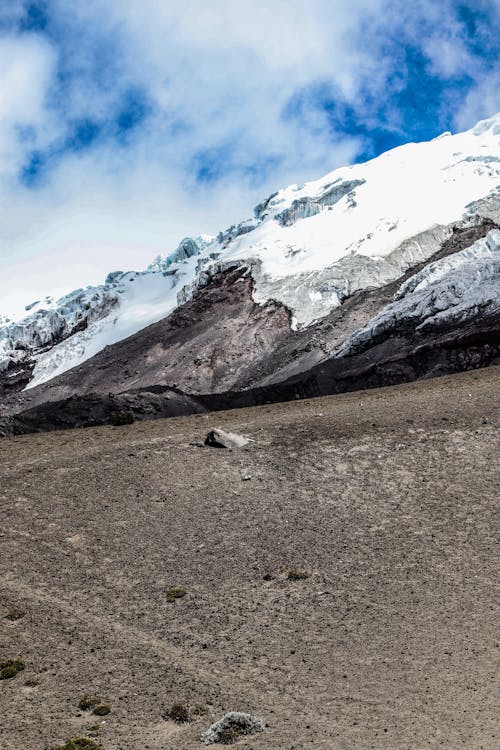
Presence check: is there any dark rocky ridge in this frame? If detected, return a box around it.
[0,218,498,436]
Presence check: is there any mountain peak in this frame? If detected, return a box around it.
[1,114,499,392]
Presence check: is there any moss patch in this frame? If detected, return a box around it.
[0,658,25,680]
[165,585,187,603]
[92,704,111,716]
[78,694,101,711]
[286,569,310,580]
[0,665,18,680]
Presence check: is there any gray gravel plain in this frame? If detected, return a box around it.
[1,367,499,749]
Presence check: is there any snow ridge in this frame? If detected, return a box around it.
[335,229,500,357]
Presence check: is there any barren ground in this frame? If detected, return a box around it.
[1,367,499,749]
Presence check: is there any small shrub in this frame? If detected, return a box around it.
[166,702,190,723]
[110,409,134,426]
[218,728,241,744]
[0,665,18,680]
[54,739,103,750]
[0,657,25,670]
[165,585,187,603]
[78,694,101,711]
[287,569,310,580]
[92,704,111,716]
[0,658,25,680]
[5,609,25,621]
[201,712,265,745]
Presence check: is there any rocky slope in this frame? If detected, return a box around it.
[0,115,499,434]
[1,367,499,749]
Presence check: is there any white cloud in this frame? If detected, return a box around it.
[0,33,57,176]
[0,0,497,315]
[454,70,500,130]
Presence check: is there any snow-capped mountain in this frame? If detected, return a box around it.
[0,114,499,433]
[336,227,500,357]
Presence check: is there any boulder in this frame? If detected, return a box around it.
[204,428,250,449]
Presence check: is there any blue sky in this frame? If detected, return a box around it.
[0,0,499,314]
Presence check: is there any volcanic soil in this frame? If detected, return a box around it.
[1,367,499,749]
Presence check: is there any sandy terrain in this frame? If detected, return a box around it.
[1,367,499,749]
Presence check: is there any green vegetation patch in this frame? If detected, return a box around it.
[286,569,310,580]
[92,704,111,716]
[78,694,101,711]
[166,702,190,723]
[165,585,187,603]
[0,658,25,680]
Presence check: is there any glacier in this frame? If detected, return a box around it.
[335,229,500,358]
[0,112,499,390]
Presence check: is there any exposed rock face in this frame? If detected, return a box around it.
[0,266,294,422]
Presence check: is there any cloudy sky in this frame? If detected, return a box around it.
[0,0,499,315]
